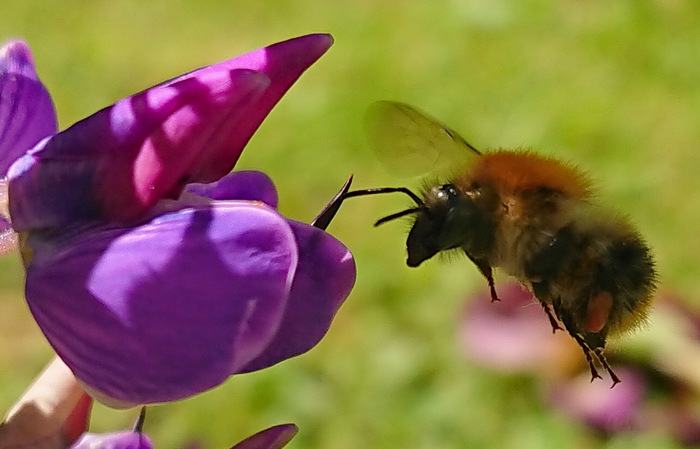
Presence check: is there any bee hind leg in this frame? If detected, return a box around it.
[571,334,620,387]
[552,296,606,382]
[594,347,621,388]
[572,333,603,382]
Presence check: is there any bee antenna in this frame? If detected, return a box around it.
[374,207,422,226]
[343,187,423,206]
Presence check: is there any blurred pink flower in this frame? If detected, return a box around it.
[458,282,578,375]
[459,282,700,445]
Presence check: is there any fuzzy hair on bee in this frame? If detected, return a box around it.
[343,101,656,387]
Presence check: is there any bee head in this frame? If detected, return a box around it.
[406,184,490,267]
[342,183,494,267]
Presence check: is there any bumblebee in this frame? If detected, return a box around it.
[344,101,656,386]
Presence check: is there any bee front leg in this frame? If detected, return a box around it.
[465,253,499,302]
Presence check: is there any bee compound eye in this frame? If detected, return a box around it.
[439,184,458,196]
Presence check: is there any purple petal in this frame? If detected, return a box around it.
[241,219,355,372]
[547,367,646,433]
[7,34,332,229]
[7,69,270,230]
[1,40,40,79]
[229,424,298,449]
[165,34,334,183]
[25,202,298,404]
[186,170,278,208]
[69,432,153,449]
[311,174,353,230]
[0,40,57,176]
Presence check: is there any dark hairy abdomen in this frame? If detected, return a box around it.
[528,221,656,343]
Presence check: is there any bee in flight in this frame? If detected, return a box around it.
[343,101,656,386]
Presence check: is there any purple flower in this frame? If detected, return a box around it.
[227,424,298,449]
[0,39,57,249]
[6,33,335,228]
[0,40,56,180]
[0,35,355,406]
[68,408,152,449]
[69,432,153,449]
[69,423,298,449]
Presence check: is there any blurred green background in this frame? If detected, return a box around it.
[2,1,699,448]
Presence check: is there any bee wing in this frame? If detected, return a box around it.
[365,101,481,178]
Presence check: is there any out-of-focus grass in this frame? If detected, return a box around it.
[1,1,698,448]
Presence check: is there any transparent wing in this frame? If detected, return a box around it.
[365,101,481,178]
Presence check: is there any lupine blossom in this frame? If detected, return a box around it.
[0,34,355,411]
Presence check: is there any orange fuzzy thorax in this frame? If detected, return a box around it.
[462,150,593,198]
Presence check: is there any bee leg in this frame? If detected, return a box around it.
[466,253,499,302]
[485,273,499,303]
[531,282,563,333]
[593,347,621,388]
[572,333,603,382]
[552,296,602,381]
[541,303,563,334]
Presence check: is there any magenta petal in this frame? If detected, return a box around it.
[166,34,334,182]
[7,34,332,229]
[241,220,355,372]
[69,432,153,449]
[0,40,57,176]
[7,69,269,230]
[229,424,298,449]
[186,170,278,208]
[25,203,298,404]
